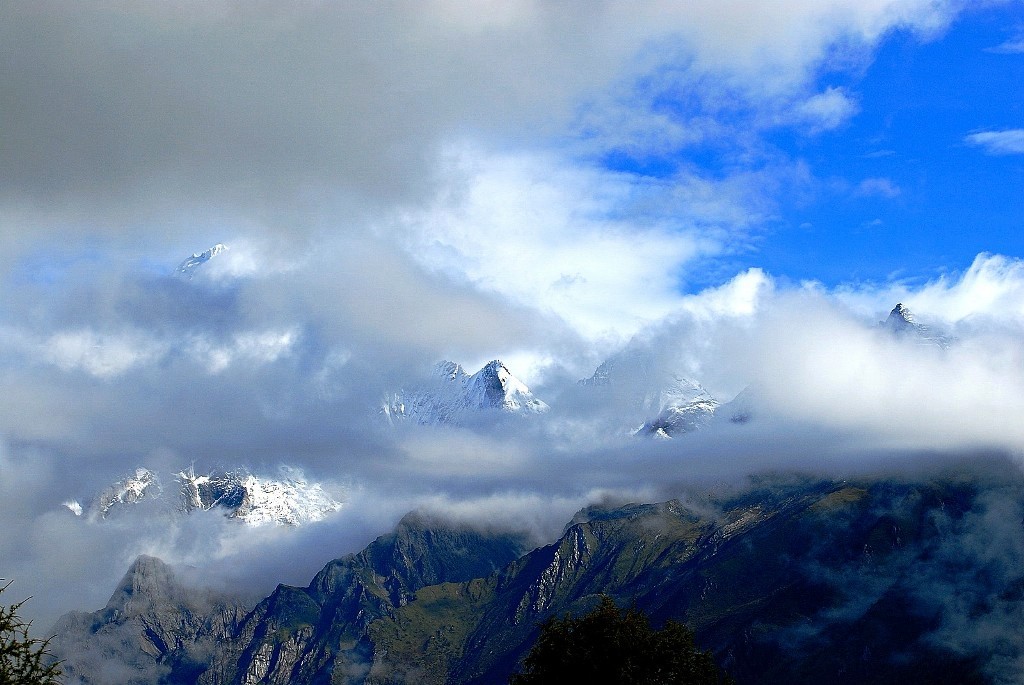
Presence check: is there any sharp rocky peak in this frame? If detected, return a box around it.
[886,302,917,327]
[881,302,953,348]
[104,555,179,614]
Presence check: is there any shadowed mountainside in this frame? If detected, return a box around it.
[53,464,1024,684]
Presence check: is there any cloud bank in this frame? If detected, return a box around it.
[3,248,1024,628]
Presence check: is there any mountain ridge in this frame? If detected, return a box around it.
[52,468,1023,684]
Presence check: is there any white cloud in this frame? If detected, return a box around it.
[965,129,1024,155]
[398,147,706,343]
[740,293,1024,450]
[187,329,299,374]
[677,268,774,320]
[835,253,1024,325]
[0,0,976,263]
[197,239,300,281]
[791,87,860,132]
[986,37,1024,54]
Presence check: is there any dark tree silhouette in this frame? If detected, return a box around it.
[511,596,729,685]
[0,581,62,684]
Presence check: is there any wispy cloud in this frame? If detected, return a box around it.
[855,177,902,198]
[791,87,860,132]
[965,129,1024,155]
[985,37,1024,54]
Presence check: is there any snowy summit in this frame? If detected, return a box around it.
[881,303,952,349]
[176,243,228,279]
[383,359,549,426]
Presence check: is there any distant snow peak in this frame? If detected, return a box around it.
[175,465,342,526]
[76,464,341,527]
[176,466,247,514]
[885,302,920,331]
[234,467,342,526]
[633,376,720,439]
[433,360,463,382]
[384,359,548,426]
[881,302,952,348]
[579,352,719,439]
[176,243,228,279]
[95,468,163,519]
[471,360,548,413]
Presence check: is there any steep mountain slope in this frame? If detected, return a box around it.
[368,477,1001,684]
[196,513,529,685]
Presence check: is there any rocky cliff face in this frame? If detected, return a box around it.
[365,476,1011,685]
[196,513,529,685]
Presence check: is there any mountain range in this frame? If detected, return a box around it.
[51,465,1022,684]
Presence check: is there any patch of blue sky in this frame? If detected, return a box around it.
[8,243,107,287]
[750,5,1024,287]
[593,4,1024,293]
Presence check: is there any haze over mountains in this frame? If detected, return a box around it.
[34,247,1024,684]
[60,249,955,530]
[4,237,1021,632]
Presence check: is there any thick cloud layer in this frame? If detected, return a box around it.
[5,251,1024,629]
[1,0,1022,632]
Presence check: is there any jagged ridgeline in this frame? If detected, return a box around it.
[52,468,1024,684]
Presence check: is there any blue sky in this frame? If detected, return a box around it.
[744,5,1024,287]
[584,3,1024,292]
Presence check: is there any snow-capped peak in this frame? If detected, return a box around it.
[176,243,228,279]
[383,359,548,426]
[885,302,919,330]
[174,465,342,526]
[467,360,548,413]
[578,350,719,438]
[433,360,465,382]
[633,375,719,438]
[92,468,163,519]
[881,302,952,348]
[70,464,342,526]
